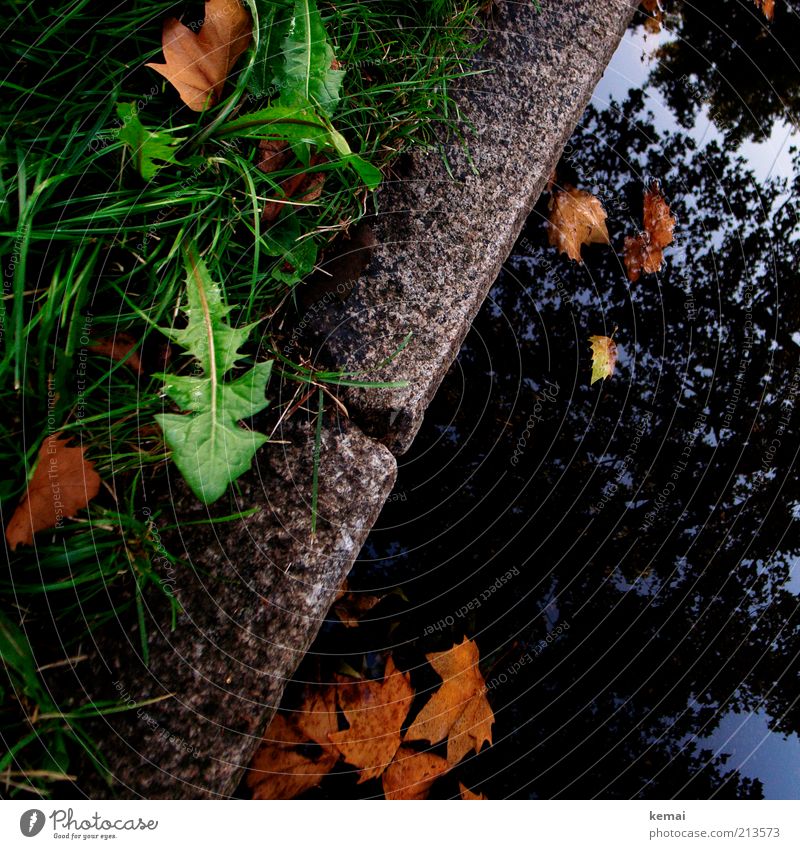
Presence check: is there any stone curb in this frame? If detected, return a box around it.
[307,0,637,454]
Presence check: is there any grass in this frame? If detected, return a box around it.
[0,0,483,796]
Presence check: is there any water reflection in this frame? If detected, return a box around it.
[289,6,800,798]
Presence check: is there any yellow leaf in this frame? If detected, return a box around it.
[589,335,618,385]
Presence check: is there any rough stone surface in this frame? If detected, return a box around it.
[305,0,637,454]
[80,418,395,798]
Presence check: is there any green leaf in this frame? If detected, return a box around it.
[155,412,268,504]
[215,104,329,147]
[162,249,254,376]
[248,0,293,98]
[340,154,382,190]
[156,246,273,504]
[116,103,182,180]
[278,0,345,117]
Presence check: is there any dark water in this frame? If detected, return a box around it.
[283,4,800,799]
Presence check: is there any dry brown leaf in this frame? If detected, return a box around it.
[459,782,488,800]
[641,0,663,33]
[247,714,337,800]
[447,688,494,765]
[589,335,618,385]
[295,686,339,749]
[382,747,449,800]
[753,0,775,21]
[405,638,485,746]
[623,182,675,281]
[256,139,292,175]
[262,154,327,223]
[89,333,143,375]
[6,435,101,550]
[333,590,383,628]
[404,638,495,765]
[146,0,252,112]
[329,656,414,782]
[548,185,610,263]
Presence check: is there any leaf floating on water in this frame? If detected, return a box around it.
[329,656,415,782]
[753,0,775,21]
[548,185,610,264]
[405,637,495,765]
[623,181,675,282]
[247,708,338,800]
[459,781,488,800]
[641,0,664,33]
[6,435,101,550]
[589,335,618,385]
[382,747,449,800]
[146,0,252,112]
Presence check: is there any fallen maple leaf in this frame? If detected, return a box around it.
[459,781,488,800]
[446,686,495,766]
[256,139,292,175]
[382,747,449,800]
[247,712,338,800]
[262,153,328,223]
[548,185,610,263]
[405,637,494,766]
[146,0,252,112]
[589,335,618,385]
[641,0,663,33]
[333,585,383,628]
[329,656,414,782]
[6,435,101,550]
[623,182,675,281]
[89,333,143,375]
[248,686,339,800]
[753,0,775,21]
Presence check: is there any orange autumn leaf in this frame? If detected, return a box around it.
[459,781,488,800]
[753,0,775,21]
[333,588,383,628]
[548,185,610,263]
[405,637,494,765]
[146,0,252,112]
[329,656,414,782]
[641,0,663,33]
[89,333,143,375]
[6,435,101,550]
[247,712,338,800]
[589,335,618,385]
[623,182,675,281]
[446,685,495,766]
[382,747,449,800]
